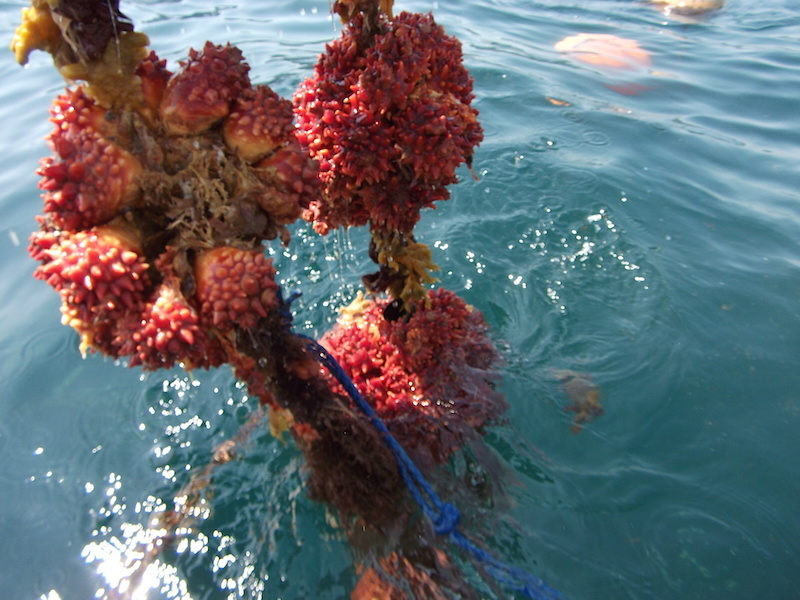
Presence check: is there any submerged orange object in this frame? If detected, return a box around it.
[555,33,651,70]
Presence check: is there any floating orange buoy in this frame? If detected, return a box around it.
[555,33,651,70]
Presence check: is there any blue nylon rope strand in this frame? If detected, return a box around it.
[301,336,444,512]
[299,334,567,600]
[451,530,567,600]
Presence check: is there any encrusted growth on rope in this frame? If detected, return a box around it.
[14,1,565,598]
[293,5,483,310]
[305,335,565,600]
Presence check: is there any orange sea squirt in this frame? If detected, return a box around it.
[555,33,651,70]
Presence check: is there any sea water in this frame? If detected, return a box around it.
[0,1,798,599]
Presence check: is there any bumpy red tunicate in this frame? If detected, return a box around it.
[40,88,143,231]
[223,85,296,164]
[19,10,518,595]
[160,41,251,135]
[135,50,172,121]
[28,34,321,374]
[29,223,150,354]
[30,224,149,319]
[194,246,279,331]
[117,279,223,370]
[254,142,321,224]
[321,288,506,464]
[294,11,483,235]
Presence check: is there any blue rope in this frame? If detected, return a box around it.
[301,334,567,600]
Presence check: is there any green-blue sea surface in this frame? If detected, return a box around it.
[1,1,798,599]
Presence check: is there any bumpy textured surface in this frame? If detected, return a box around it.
[223,85,296,163]
[29,224,149,354]
[321,288,506,464]
[40,87,143,231]
[135,50,172,124]
[160,42,251,135]
[20,12,507,589]
[28,38,318,374]
[294,11,483,236]
[254,142,322,226]
[30,225,148,315]
[121,280,223,370]
[194,247,279,331]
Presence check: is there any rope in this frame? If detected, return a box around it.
[301,334,567,600]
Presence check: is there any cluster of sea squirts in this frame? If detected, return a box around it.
[14,3,528,595]
[19,1,502,471]
[28,41,319,372]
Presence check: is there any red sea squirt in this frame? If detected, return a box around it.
[254,142,321,224]
[194,246,279,331]
[15,7,537,597]
[30,224,149,313]
[40,87,143,231]
[321,288,506,464]
[124,279,213,370]
[112,277,224,371]
[29,223,150,355]
[294,11,483,235]
[160,41,251,136]
[26,33,319,372]
[135,50,172,124]
[223,85,296,164]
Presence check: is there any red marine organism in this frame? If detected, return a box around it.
[223,85,295,163]
[194,246,279,331]
[253,142,321,226]
[13,3,530,598]
[30,224,148,314]
[19,6,320,370]
[135,50,173,125]
[29,223,150,354]
[294,11,482,235]
[121,278,224,370]
[321,288,506,465]
[294,6,482,307]
[160,41,251,135]
[39,87,143,231]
